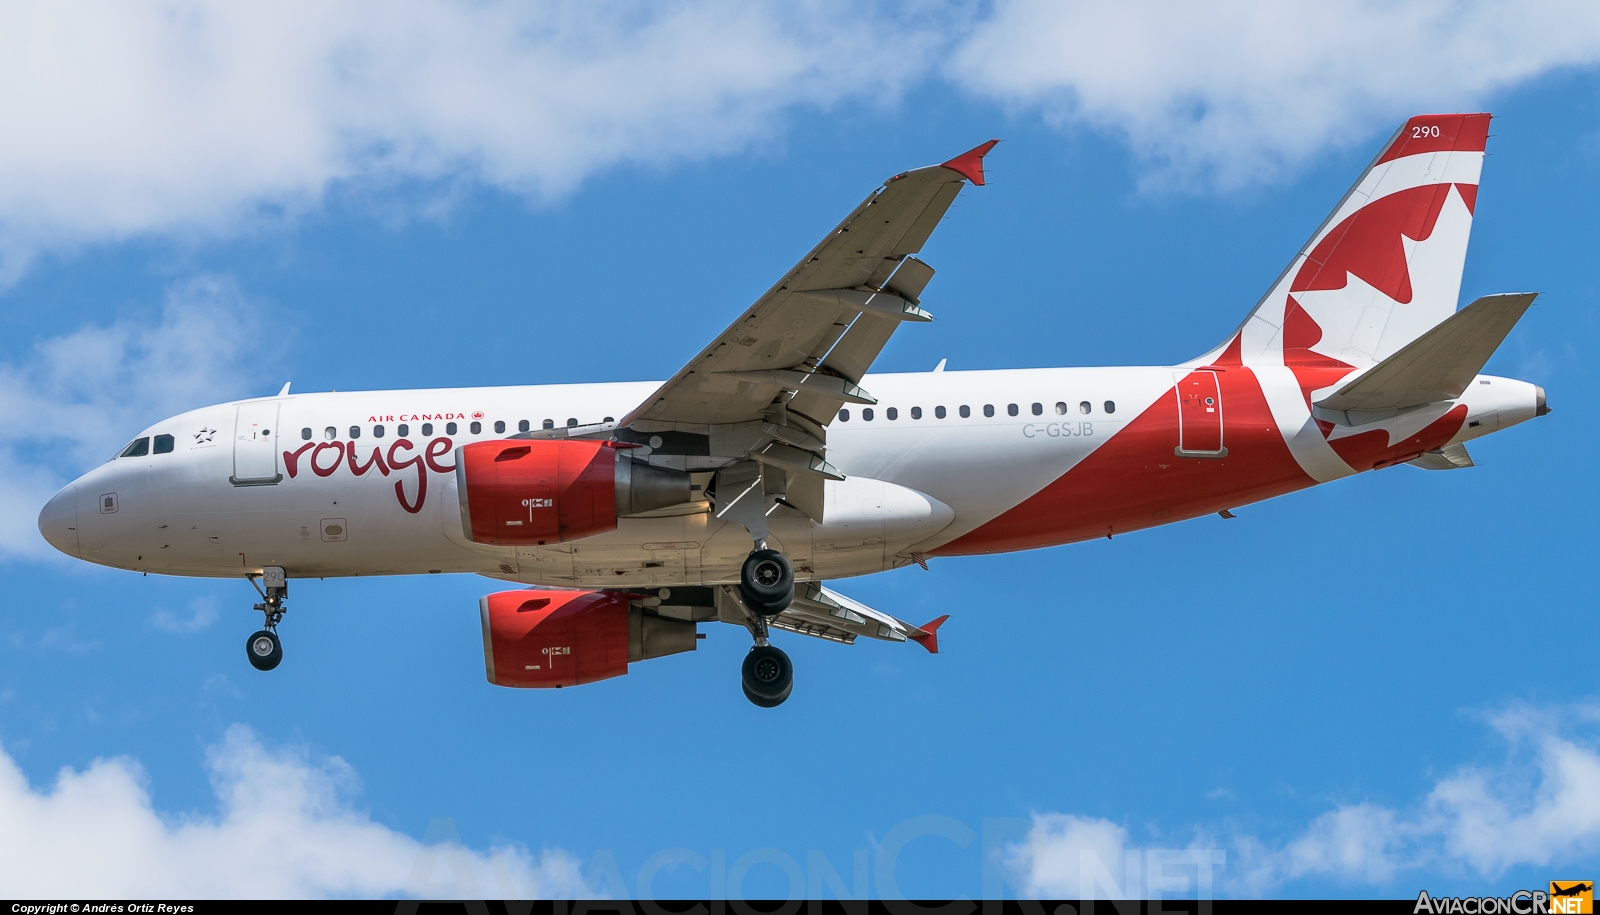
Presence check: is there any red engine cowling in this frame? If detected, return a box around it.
[479,588,699,688]
[456,439,689,545]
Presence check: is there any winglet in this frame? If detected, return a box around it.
[940,140,999,186]
[909,615,949,654]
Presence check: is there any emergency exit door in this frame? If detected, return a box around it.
[1173,370,1226,457]
[232,402,282,485]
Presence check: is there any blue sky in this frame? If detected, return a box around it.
[0,1,1598,900]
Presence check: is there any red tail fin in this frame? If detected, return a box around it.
[1211,114,1489,370]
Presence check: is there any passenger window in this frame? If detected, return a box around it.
[838,409,850,422]
[959,405,970,418]
[397,423,409,437]
[120,437,150,457]
[494,420,506,434]
[349,425,361,439]
[1079,401,1092,414]
[540,419,552,430]
[984,404,995,417]
[446,422,457,435]
[470,421,481,434]
[935,406,946,419]
[567,418,578,428]
[1105,401,1116,414]
[301,427,312,441]
[910,406,922,419]
[421,423,432,436]
[886,407,898,420]
[153,434,175,454]
[604,416,615,423]
[1055,402,1067,415]
[863,408,875,421]
[374,425,385,438]
[1031,403,1043,416]
[324,426,337,441]
[520,420,532,432]
[1007,403,1018,416]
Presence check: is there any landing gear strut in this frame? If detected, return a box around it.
[246,566,287,672]
[736,590,795,707]
[738,544,796,706]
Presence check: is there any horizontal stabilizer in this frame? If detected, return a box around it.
[1314,293,1537,414]
[1408,442,1475,470]
[909,615,949,654]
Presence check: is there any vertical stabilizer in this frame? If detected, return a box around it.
[1206,114,1490,370]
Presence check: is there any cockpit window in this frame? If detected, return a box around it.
[120,437,150,458]
[153,434,175,454]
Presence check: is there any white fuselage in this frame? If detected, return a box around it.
[41,364,1541,589]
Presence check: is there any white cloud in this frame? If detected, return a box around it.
[1007,703,1600,897]
[953,0,1600,188]
[0,1,1598,273]
[0,0,940,279]
[0,275,269,559]
[0,724,590,898]
[152,596,221,633]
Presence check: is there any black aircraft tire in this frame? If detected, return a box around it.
[247,630,283,671]
[748,583,795,617]
[741,644,793,701]
[740,549,794,611]
[743,682,791,708]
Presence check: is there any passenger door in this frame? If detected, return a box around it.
[232,402,282,485]
[1173,371,1227,457]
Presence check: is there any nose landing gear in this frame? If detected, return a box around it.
[247,629,282,671]
[246,566,287,672]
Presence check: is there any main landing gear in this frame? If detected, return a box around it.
[246,566,287,672]
[739,544,795,707]
[740,547,794,615]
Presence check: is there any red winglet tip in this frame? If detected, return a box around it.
[940,140,1000,186]
[910,614,950,654]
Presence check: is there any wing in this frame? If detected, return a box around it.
[620,141,997,437]
[713,583,947,653]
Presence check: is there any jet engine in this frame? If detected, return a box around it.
[479,588,699,688]
[455,440,689,545]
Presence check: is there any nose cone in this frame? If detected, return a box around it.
[38,484,80,558]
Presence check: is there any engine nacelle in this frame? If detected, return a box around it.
[455,440,689,545]
[479,588,699,688]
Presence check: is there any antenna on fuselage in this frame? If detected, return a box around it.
[933,359,947,372]
[278,382,291,396]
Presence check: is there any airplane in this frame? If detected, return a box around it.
[36,113,1548,707]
